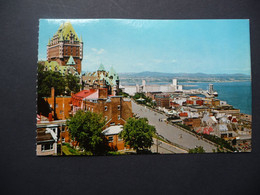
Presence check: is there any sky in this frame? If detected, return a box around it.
[38,19,251,75]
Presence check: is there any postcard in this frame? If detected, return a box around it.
[37,19,251,156]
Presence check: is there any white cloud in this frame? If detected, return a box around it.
[91,48,105,55]
[171,59,177,63]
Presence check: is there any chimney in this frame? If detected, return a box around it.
[51,87,55,98]
[48,113,53,121]
[98,88,108,99]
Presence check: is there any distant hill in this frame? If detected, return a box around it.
[118,71,251,83]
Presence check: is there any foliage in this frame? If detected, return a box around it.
[65,73,81,95]
[118,91,130,97]
[37,63,66,97]
[133,92,153,106]
[119,117,156,153]
[176,123,192,131]
[66,110,108,155]
[201,134,235,151]
[62,143,82,155]
[188,146,205,153]
[37,63,81,98]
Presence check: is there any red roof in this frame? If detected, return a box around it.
[232,118,238,123]
[179,112,188,117]
[72,89,98,107]
[74,89,97,99]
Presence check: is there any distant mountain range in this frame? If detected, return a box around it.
[118,71,251,83]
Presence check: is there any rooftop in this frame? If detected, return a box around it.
[102,125,123,136]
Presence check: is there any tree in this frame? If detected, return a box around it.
[37,63,66,98]
[188,146,205,153]
[37,63,81,97]
[119,117,156,153]
[66,110,108,155]
[65,73,81,95]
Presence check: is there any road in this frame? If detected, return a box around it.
[132,101,217,153]
[151,138,188,154]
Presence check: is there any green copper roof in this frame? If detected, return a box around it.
[67,56,76,65]
[56,21,79,41]
[108,66,118,79]
[98,63,106,71]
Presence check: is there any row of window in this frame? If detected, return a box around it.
[104,115,121,121]
[104,105,121,111]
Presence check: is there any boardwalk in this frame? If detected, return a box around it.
[132,101,217,153]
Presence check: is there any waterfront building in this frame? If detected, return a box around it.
[121,78,183,96]
[154,94,170,109]
[47,21,83,74]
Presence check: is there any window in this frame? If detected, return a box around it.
[61,127,65,132]
[118,115,120,120]
[104,106,108,111]
[118,136,123,141]
[105,116,108,121]
[110,122,115,126]
[108,136,113,142]
[62,137,65,143]
[56,104,58,108]
[41,143,53,151]
[118,105,121,110]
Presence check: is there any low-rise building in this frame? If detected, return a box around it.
[155,94,170,109]
[44,87,72,120]
[36,124,59,156]
[102,125,130,151]
[183,118,201,129]
[71,89,133,128]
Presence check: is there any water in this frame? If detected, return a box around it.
[180,81,252,115]
[121,80,252,115]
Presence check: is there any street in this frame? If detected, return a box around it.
[132,101,217,153]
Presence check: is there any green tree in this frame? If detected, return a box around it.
[119,117,156,153]
[37,63,66,98]
[66,110,108,155]
[188,146,205,153]
[65,73,81,95]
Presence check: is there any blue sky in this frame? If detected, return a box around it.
[38,19,251,75]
